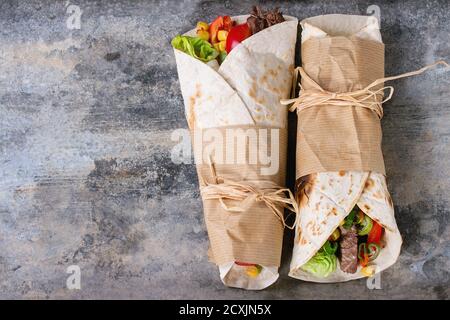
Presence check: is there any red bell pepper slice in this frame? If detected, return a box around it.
[222,16,233,31]
[367,243,381,261]
[368,221,383,244]
[235,261,256,267]
[225,23,251,53]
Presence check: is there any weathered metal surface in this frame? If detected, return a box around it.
[0,0,448,299]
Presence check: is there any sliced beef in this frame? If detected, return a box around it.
[247,16,265,35]
[247,6,285,35]
[339,226,358,273]
[264,7,285,26]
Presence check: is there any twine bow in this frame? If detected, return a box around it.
[281,61,449,119]
[199,157,298,229]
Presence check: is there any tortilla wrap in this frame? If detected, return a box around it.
[174,15,298,289]
[289,14,402,282]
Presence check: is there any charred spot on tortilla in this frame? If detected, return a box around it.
[326,207,338,217]
[267,69,278,78]
[189,95,196,107]
[188,85,202,129]
[195,83,201,97]
[308,221,322,236]
[365,178,374,189]
[256,97,266,105]
[374,191,383,199]
[296,175,315,207]
[364,204,371,211]
[297,227,303,243]
[295,175,314,194]
[188,96,196,129]
[315,229,323,236]
[298,191,310,208]
[249,81,257,99]
[288,64,295,74]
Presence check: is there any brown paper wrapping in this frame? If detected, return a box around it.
[296,37,386,179]
[192,126,287,267]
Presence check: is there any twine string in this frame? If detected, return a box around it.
[281,61,449,119]
[200,157,298,229]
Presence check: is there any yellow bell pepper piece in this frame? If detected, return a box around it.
[213,42,221,52]
[218,40,226,52]
[246,265,262,278]
[212,41,227,52]
[217,30,229,42]
[196,21,209,31]
[197,30,210,41]
[361,265,376,277]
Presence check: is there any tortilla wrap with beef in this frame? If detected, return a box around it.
[289,14,402,282]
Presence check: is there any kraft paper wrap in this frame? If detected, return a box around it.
[296,37,386,179]
[192,126,288,267]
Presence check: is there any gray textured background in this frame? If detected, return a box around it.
[0,0,449,300]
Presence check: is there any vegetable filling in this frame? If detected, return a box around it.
[301,206,385,277]
[171,6,286,66]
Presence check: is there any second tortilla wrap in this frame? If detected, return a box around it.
[289,14,402,282]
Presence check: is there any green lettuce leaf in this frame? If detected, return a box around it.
[301,241,337,278]
[322,240,338,256]
[171,35,219,62]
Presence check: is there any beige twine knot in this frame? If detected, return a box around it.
[281,61,449,119]
[199,157,298,229]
